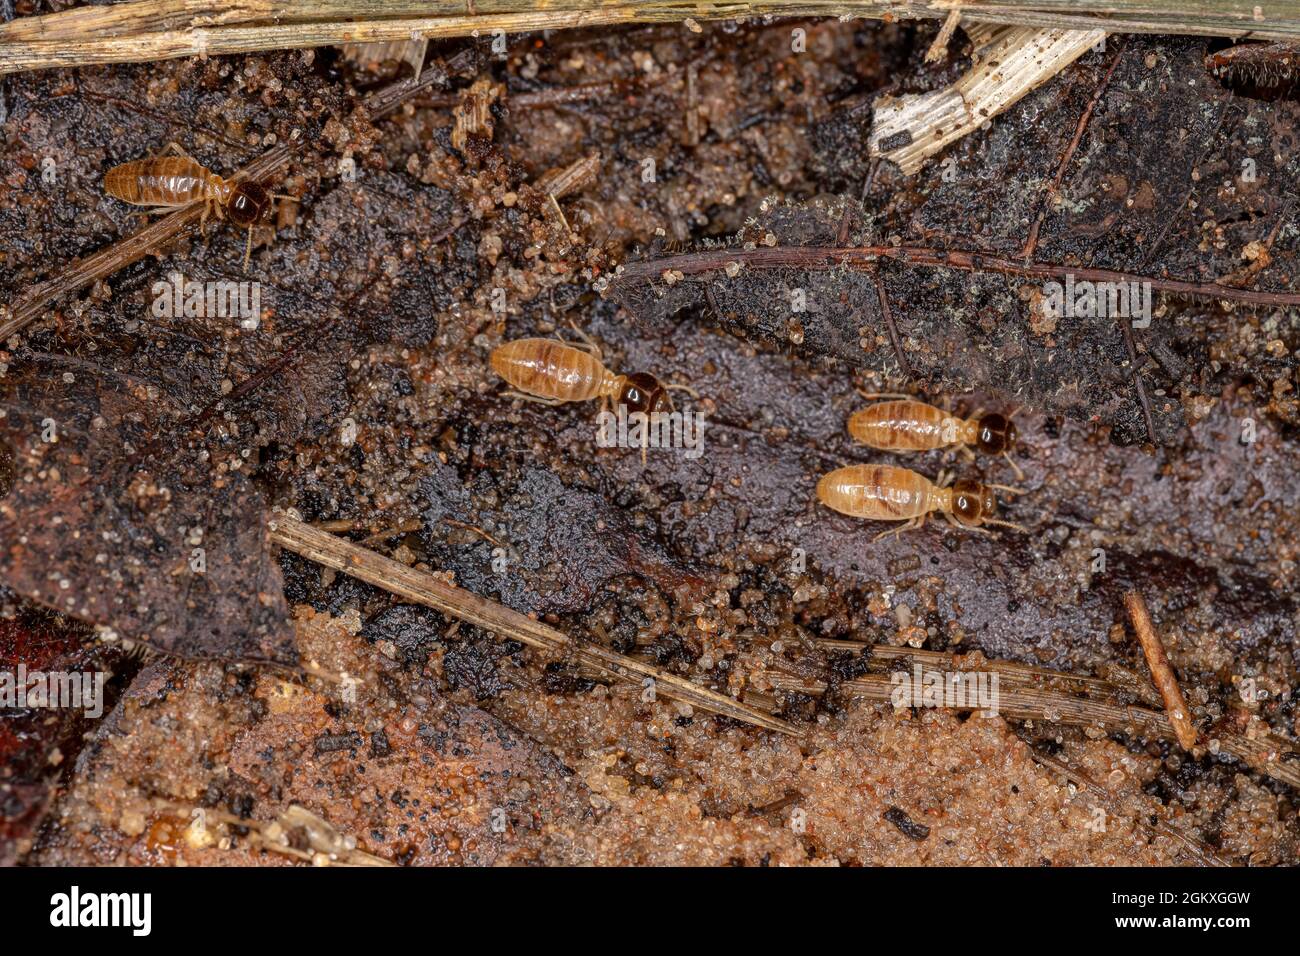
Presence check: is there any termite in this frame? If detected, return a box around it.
[490,329,689,462]
[848,394,1023,479]
[103,142,296,271]
[816,464,1025,541]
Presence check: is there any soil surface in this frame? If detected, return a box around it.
[1,18,1297,866]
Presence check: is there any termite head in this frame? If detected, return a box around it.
[617,372,670,415]
[975,413,1017,454]
[951,479,996,527]
[226,182,271,227]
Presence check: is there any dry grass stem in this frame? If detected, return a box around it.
[268,513,801,736]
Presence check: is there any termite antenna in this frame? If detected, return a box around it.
[566,318,603,359]
[243,226,254,272]
[983,517,1029,533]
[856,389,913,401]
[988,483,1025,496]
[667,382,698,398]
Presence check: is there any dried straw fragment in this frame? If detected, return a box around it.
[871,26,1105,175]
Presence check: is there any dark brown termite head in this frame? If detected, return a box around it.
[226,182,271,227]
[617,372,670,414]
[975,413,1017,454]
[951,479,996,526]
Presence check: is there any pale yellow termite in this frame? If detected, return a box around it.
[103,142,296,270]
[816,463,1025,541]
[848,394,1023,479]
[490,332,694,463]
[490,338,670,413]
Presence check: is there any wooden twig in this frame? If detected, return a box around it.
[814,638,1164,708]
[534,152,601,201]
[358,519,423,546]
[1124,590,1198,752]
[268,513,800,736]
[923,6,963,64]
[7,1,1300,75]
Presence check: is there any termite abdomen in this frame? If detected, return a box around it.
[816,464,934,521]
[847,400,947,451]
[103,156,211,207]
[490,338,611,403]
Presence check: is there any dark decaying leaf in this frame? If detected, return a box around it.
[610,37,1300,446]
[0,355,295,663]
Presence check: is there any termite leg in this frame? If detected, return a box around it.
[667,382,699,398]
[1002,450,1025,482]
[944,510,996,536]
[162,141,195,160]
[501,390,567,407]
[873,514,924,543]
